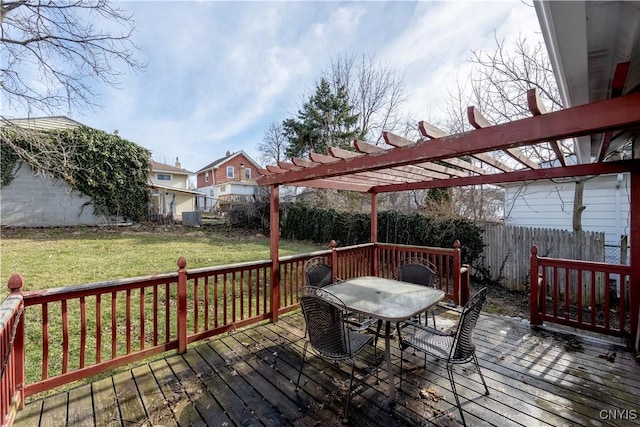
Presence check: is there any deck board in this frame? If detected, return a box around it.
[14,312,640,427]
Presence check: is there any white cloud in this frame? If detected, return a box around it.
[4,1,543,171]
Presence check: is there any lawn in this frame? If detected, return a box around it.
[1,225,322,295]
[1,225,323,392]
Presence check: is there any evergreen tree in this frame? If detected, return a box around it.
[283,78,361,158]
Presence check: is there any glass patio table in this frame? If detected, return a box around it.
[323,276,445,403]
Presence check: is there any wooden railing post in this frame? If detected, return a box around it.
[372,244,379,277]
[453,240,464,305]
[177,257,188,354]
[330,240,338,282]
[530,246,542,325]
[7,274,26,412]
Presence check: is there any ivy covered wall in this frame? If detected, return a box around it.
[1,126,151,223]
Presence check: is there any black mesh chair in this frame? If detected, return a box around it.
[304,256,334,288]
[296,286,376,422]
[397,287,489,427]
[395,258,438,327]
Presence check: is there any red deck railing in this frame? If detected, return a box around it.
[0,241,468,426]
[530,245,633,337]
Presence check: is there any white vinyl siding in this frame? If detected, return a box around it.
[504,173,630,246]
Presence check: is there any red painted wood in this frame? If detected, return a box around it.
[204,277,210,330]
[223,274,228,325]
[164,284,170,344]
[96,294,102,363]
[126,289,131,354]
[152,286,158,347]
[270,185,280,322]
[533,255,632,336]
[373,159,639,193]
[139,287,145,350]
[193,279,199,334]
[214,276,219,329]
[80,297,86,368]
[529,246,539,325]
[111,292,117,358]
[42,304,48,380]
[62,300,68,374]
[177,257,187,354]
[630,170,640,350]
[258,93,640,187]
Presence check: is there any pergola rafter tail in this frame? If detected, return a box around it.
[256,92,640,188]
[369,159,640,193]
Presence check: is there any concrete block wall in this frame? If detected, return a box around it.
[1,164,121,227]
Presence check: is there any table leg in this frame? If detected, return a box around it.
[384,321,396,403]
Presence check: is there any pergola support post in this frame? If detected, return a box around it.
[269,185,280,323]
[371,193,378,276]
[630,170,639,354]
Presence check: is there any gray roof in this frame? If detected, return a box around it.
[196,150,261,173]
[1,116,85,130]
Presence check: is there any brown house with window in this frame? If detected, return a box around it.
[194,150,263,212]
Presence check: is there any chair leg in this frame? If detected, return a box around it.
[446,363,466,427]
[473,354,490,396]
[343,359,356,422]
[295,342,309,390]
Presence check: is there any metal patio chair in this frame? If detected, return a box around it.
[304,256,334,288]
[304,256,374,332]
[397,287,489,427]
[395,257,438,327]
[296,286,377,422]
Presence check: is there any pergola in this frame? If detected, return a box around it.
[255,0,640,350]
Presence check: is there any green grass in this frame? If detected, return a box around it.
[1,225,322,396]
[1,226,322,294]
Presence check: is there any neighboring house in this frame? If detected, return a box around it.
[503,155,631,264]
[149,159,203,223]
[194,150,263,212]
[0,116,124,227]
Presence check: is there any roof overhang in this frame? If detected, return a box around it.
[535,0,640,163]
[149,184,204,196]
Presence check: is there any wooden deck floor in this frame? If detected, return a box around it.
[14,311,640,427]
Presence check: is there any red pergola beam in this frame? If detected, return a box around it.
[369,159,639,193]
[527,88,567,167]
[467,106,539,170]
[597,62,631,162]
[257,93,640,187]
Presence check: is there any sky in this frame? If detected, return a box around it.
[6,1,544,174]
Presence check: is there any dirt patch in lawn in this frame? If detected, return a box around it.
[475,283,531,319]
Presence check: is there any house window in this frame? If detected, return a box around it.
[245,168,251,179]
[156,174,172,181]
[220,185,227,192]
[226,166,234,178]
[205,172,209,182]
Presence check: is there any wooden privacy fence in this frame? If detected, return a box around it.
[480,224,605,291]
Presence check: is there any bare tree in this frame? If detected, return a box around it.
[257,121,288,166]
[1,0,145,116]
[324,53,409,145]
[441,33,588,229]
